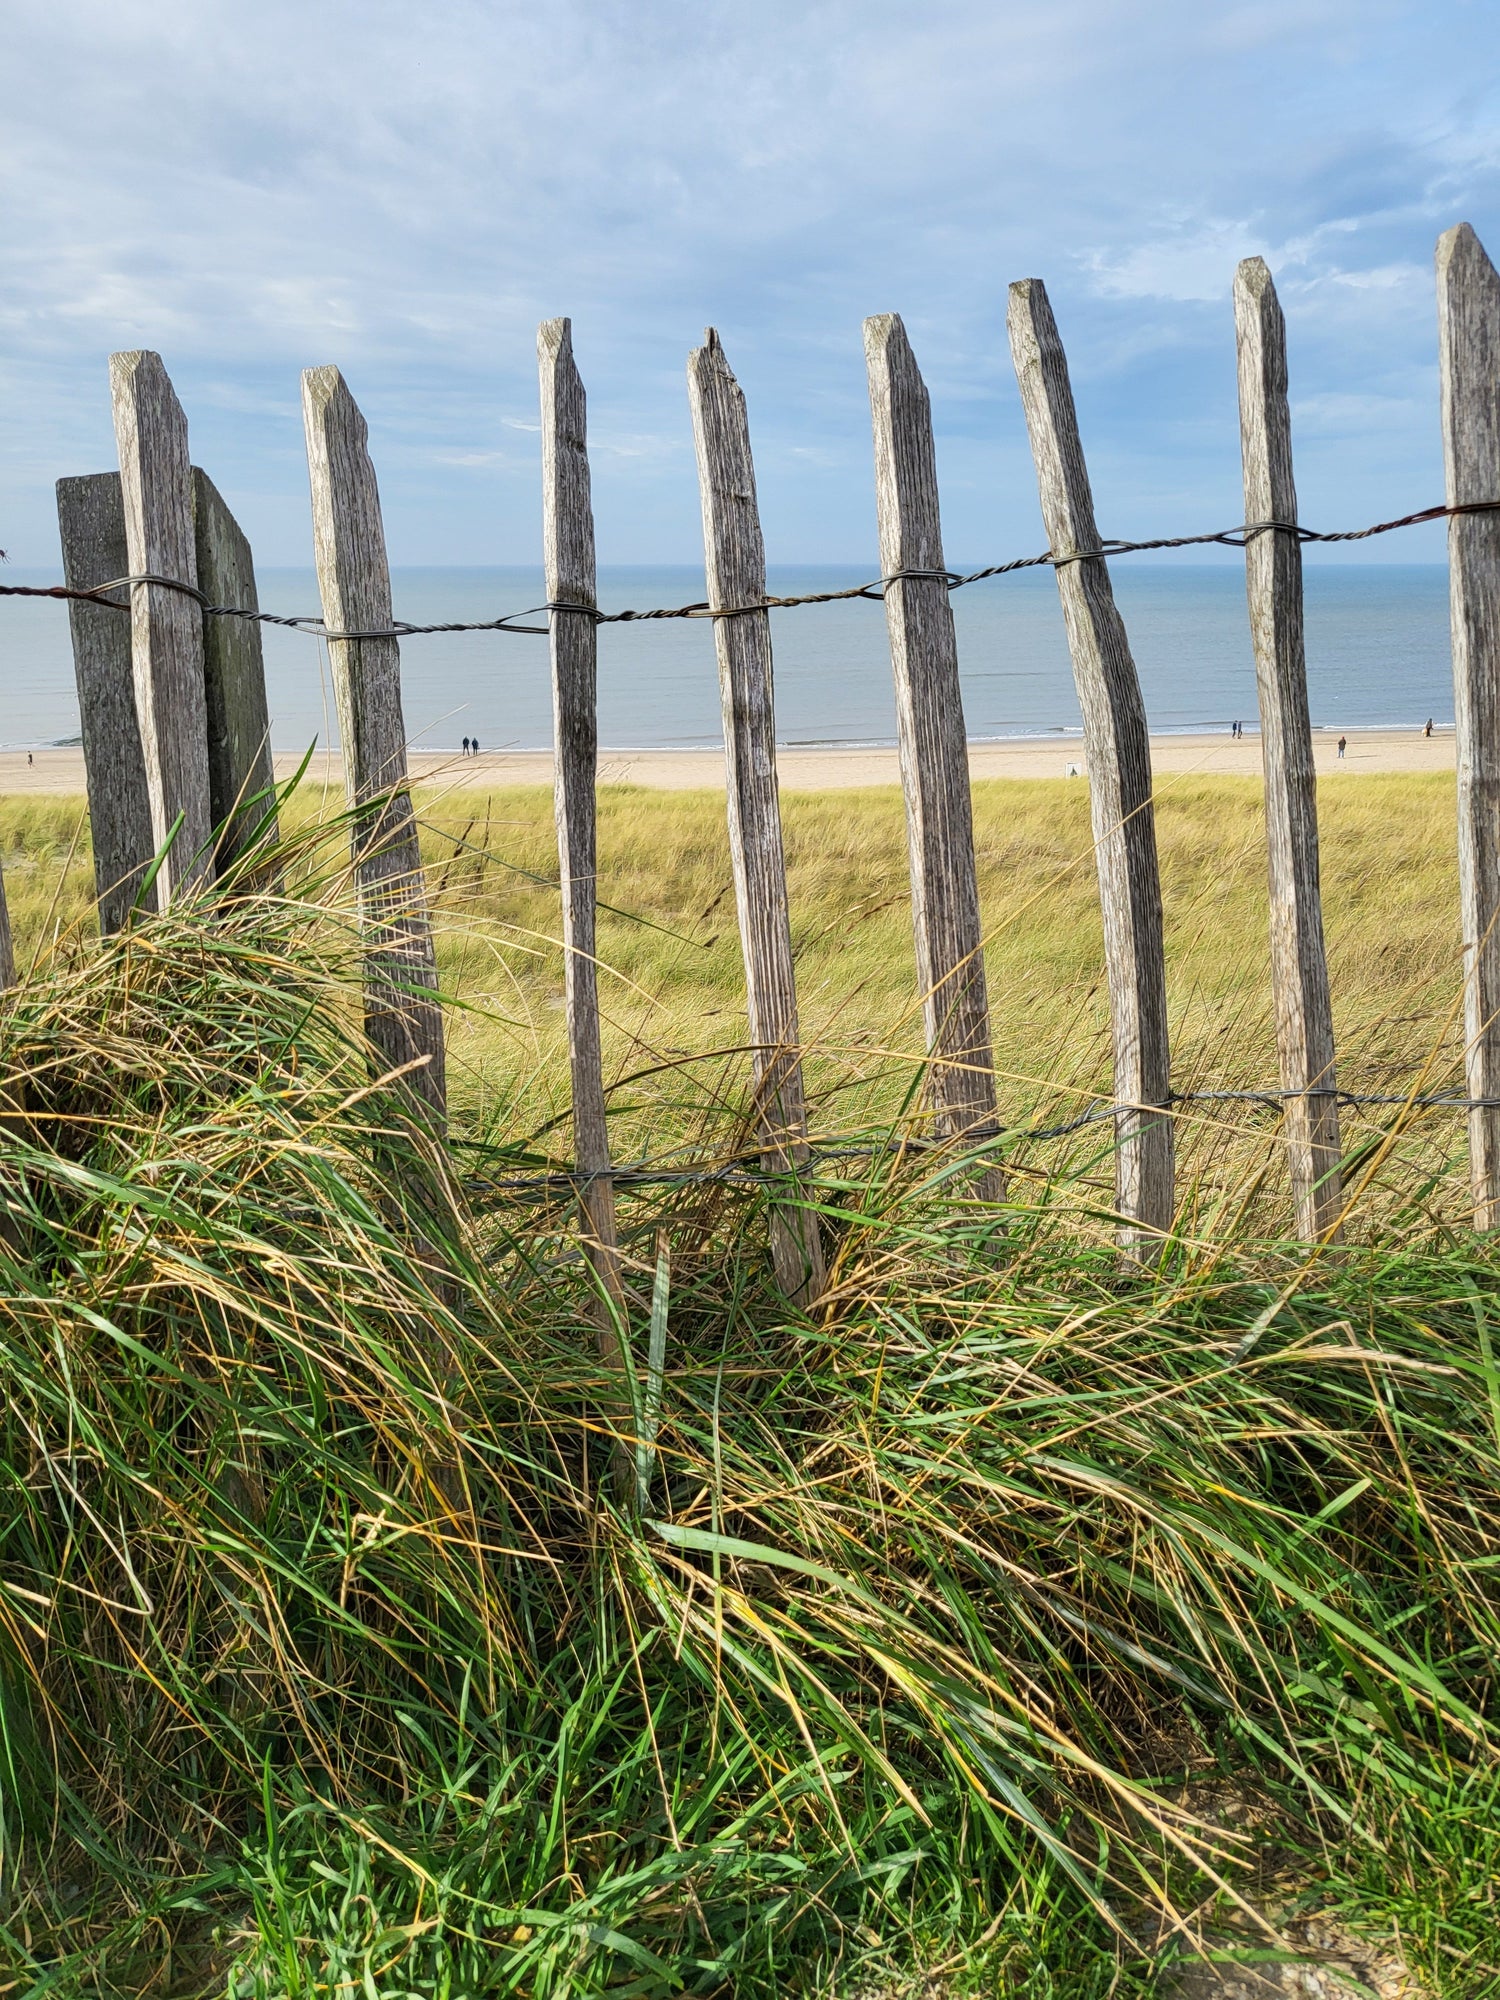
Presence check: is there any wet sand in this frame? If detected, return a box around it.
[0,728,1457,797]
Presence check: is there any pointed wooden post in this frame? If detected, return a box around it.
[109,351,213,903]
[56,472,157,931]
[864,314,1001,1197]
[1438,222,1500,1230]
[301,366,446,1129]
[687,329,825,1305]
[1234,259,1342,1241]
[193,468,278,874]
[538,318,625,1321]
[1007,279,1173,1251]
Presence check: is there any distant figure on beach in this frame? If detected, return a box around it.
[1338,735,1347,759]
[27,752,32,766]
[471,737,480,757]
[1424,718,1434,738]
[462,736,471,757]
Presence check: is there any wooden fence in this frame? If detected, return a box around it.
[8,220,1500,1295]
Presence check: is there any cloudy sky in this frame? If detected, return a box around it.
[2,0,1497,570]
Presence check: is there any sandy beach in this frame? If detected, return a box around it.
[0,728,1456,798]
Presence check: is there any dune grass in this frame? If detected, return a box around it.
[0,777,1498,1995]
[0,770,1474,1239]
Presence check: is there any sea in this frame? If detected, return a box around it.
[0,563,1456,753]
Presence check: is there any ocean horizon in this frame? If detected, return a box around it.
[2,561,1456,754]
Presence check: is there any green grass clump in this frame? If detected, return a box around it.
[1,806,1500,1996]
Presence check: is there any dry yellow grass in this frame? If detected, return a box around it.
[0,772,1472,1231]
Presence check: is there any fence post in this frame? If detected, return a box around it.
[538,317,626,1321]
[301,366,446,1131]
[1438,222,1500,1231]
[864,315,1002,1198]
[1234,259,1342,1241]
[192,468,279,875]
[1007,279,1174,1250]
[56,473,157,932]
[0,865,12,991]
[687,329,825,1305]
[109,351,213,904]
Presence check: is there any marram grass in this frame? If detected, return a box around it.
[0,798,1498,1994]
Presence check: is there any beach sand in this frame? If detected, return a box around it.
[0,728,1456,798]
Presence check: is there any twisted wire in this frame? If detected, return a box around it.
[3,498,1493,643]
[464,1084,1500,1200]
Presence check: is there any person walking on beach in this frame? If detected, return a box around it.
[1337,735,1347,759]
[462,736,471,757]
[471,737,480,758]
[1425,718,1434,738]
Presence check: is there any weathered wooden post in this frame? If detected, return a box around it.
[193,468,278,873]
[1438,222,1500,1231]
[109,351,213,904]
[538,317,626,1320]
[687,329,825,1305]
[301,366,446,1130]
[1007,279,1174,1250]
[864,314,1001,1197]
[1234,259,1342,1241]
[56,473,156,931]
[0,865,13,991]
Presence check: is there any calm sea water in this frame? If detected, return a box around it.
[0,563,1454,752]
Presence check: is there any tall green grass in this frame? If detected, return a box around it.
[2,804,1499,1994]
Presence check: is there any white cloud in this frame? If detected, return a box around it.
[1083,219,1268,302]
[0,0,1493,564]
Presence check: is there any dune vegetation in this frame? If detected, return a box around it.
[2,774,1499,1996]
[0,772,1474,1215]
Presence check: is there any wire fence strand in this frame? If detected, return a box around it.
[463,1084,1496,1200]
[4,498,1495,644]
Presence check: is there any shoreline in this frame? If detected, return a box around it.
[0,728,1458,797]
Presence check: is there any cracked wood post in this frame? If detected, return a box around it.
[539,318,626,1328]
[864,314,1002,1200]
[1438,222,1500,1230]
[302,366,446,1131]
[109,351,213,904]
[0,865,12,990]
[1008,278,1174,1251]
[1234,259,1343,1241]
[193,468,279,876]
[687,328,825,1305]
[56,472,156,931]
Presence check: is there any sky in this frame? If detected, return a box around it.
[2,0,1497,572]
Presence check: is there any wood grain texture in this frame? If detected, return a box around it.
[56,472,157,932]
[539,317,624,1317]
[192,468,278,875]
[1007,279,1174,1249]
[1234,259,1343,1241]
[109,351,213,903]
[864,314,1001,1197]
[1438,222,1500,1229]
[687,329,825,1304]
[0,865,12,991]
[301,365,446,1131]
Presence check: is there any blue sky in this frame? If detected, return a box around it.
[2,0,1497,571]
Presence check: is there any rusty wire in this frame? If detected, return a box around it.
[3,497,1496,643]
[462,1083,1500,1200]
